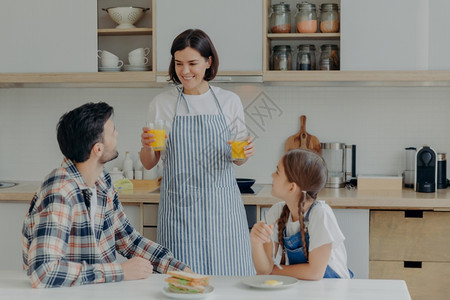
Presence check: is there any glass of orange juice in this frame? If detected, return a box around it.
[146,120,165,151]
[230,130,249,161]
[231,140,249,161]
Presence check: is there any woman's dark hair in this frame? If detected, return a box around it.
[57,102,114,163]
[276,148,328,263]
[168,29,219,84]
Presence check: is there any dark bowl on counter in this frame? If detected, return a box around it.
[236,178,255,190]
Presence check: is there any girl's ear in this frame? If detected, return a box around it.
[289,182,300,193]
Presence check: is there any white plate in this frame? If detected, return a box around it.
[123,64,151,71]
[161,285,214,299]
[241,275,298,289]
[98,66,122,72]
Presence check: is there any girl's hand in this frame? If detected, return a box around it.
[244,136,255,159]
[250,222,273,245]
[141,126,155,149]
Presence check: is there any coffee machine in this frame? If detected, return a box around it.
[415,145,437,193]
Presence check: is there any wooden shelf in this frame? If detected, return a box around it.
[2,71,450,87]
[98,28,152,36]
[262,70,450,85]
[0,72,163,88]
[267,33,340,40]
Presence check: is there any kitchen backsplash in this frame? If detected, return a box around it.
[1,85,449,184]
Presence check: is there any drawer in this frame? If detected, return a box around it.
[143,227,158,242]
[143,204,159,226]
[370,210,450,261]
[370,260,450,300]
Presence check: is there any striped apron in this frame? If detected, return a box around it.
[157,87,255,276]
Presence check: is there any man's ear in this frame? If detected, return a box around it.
[91,142,104,158]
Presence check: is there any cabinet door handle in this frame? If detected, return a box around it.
[404,210,423,218]
[404,261,422,269]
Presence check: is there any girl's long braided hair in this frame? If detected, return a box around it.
[276,149,328,263]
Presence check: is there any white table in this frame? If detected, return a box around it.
[0,271,411,300]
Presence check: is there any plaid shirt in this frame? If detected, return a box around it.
[22,158,186,288]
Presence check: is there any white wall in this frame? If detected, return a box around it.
[1,84,449,183]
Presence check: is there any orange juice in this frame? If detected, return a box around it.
[148,129,165,151]
[231,141,248,160]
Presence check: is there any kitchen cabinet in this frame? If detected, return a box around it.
[369,210,450,300]
[97,0,155,77]
[428,0,450,70]
[263,0,341,81]
[155,0,263,78]
[142,203,258,242]
[0,1,97,73]
[341,0,427,70]
[333,209,369,279]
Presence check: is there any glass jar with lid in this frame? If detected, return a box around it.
[319,44,339,70]
[295,2,317,33]
[272,45,292,70]
[319,3,340,33]
[297,44,316,70]
[269,2,291,33]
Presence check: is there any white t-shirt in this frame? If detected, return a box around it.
[264,200,351,279]
[147,86,247,139]
[88,187,97,235]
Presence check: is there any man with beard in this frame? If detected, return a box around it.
[22,102,189,288]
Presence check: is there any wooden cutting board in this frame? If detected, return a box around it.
[285,115,321,154]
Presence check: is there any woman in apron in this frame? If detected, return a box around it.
[140,29,255,276]
[250,149,353,279]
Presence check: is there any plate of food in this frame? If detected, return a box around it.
[162,271,214,299]
[241,275,298,289]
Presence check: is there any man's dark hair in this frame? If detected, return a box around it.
[57,102,114,163]
[168,28,219,84]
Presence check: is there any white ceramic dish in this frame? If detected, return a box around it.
[123,64,151,71]
[98,66,122,72]
[102,7,149,29]
[241,275,298,289]
[161,285,214,299]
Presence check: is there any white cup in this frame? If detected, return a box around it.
[101,58,124,68]
[128,47,150,57]
[128,55,148,66]
[97,50,119,60]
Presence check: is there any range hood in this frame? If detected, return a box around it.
[156,72,263,84]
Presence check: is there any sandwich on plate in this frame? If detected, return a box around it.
[165,271,210,294]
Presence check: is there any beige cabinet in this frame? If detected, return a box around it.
[370,210,450,300]
[142,203,159,241]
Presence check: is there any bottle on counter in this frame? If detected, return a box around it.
[134,152,143,180]
[123,151,134,179]
[269,2,291,33]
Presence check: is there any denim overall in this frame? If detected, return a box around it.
[283,201,353,278]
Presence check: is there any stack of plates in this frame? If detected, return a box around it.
[123,64,151,72]
[98,66,122,72]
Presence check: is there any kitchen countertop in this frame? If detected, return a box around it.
[0,270,411,300]
[1,181,450,210]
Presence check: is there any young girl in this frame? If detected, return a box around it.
[250,148,352,280]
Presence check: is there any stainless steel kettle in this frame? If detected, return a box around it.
[320,142,356,188]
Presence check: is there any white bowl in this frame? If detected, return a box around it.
[102,7,149,29]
